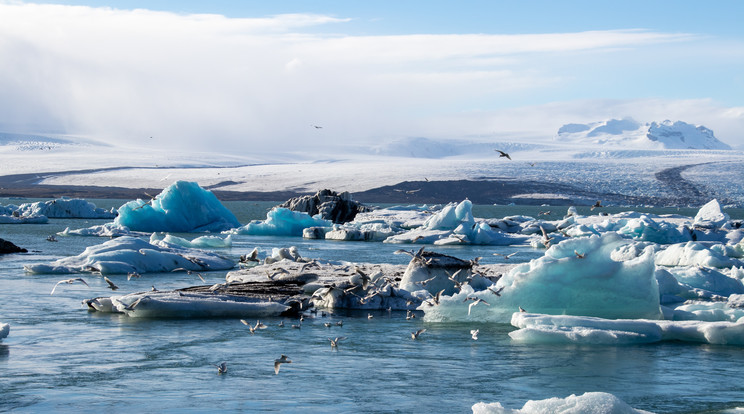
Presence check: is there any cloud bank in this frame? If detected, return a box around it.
[0,2,742,152]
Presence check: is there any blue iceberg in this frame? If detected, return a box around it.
[114,181,240,232]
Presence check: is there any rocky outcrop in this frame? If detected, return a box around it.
[278,189,370,224]
[0,238,27,254]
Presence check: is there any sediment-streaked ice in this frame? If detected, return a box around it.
[94,292,292,318]
[472,391,653,414]
[115,180,240,232]
[24,236,234,275]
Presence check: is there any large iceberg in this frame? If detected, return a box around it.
[472,391,652,414]
[114,181,240,232]
[423,233,662,322]
[24,236,235,275]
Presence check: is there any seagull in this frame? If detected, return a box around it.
[411,328,427,340]
[311,125,323,129]
[328,337,347,349]
[493,252,517,259]
[274,355,291,374]
[215,362,227,375]
[467,298,490,315]
[539,226,552,248]
[414,276,437,287]
[241,319,267,334]
[574,250,585,259]
[122,297,144,311]
[470,329,479,340]
[487,286,504,296]
[104,276,119,291]
[590,200,603,210]
[519,306,526,313]
[495,149,511,160]
[324,322,332,328]
[405,189,421,194]
[367,313,374,319]
[278,320,285,327]
[426,289,445,306]
[127,272,141,281]
[336,320,343,327]
[50,278,90,295]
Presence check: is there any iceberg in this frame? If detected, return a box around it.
[24,236,235,275]
[16,198,116,219]
[58,223,146,238]
[0,213,48,224]
[227,207,331,237]
[693,199,730,229]
[0,322,8,341]
[114,181,240,232]
[384,200,527,245]
[509,312,744,346]
[655,241,743,268]
[472,391,652,414]
[423,233,662,322]
[84,281,305,318]
[149,232,233,249]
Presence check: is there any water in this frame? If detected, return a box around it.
[2,200,744,413]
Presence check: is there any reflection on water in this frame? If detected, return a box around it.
[1,201,744,412]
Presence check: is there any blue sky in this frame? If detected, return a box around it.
[1,1,742,149]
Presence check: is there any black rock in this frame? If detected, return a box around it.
[0,238,27,254]
[278,189,370,224]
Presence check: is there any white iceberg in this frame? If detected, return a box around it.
[227,207,331,237]
[24,236,235,275]
[473,392,652,414]
[423,233,662,322]
[114,181,240,232]
[0,213,48,224]
[58,223,146,238]
[0,323,8,341]
[384,200,526,245]
[655,242,743,268]
[694,199,730,229]
[16,198,116,219]
[509,312,744,346]
[149,232,233,249]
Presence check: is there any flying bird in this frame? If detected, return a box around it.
[470,329,479,340]
[574,250,586,259]
[487,286,504,296]
[328,337,348,349]
[241,319,267,334]
[591,200,603,210]
[466,297,490,315]
[50,278,90,295]
[493,252,517,260]
[495,149,511,160]
[274,355,291,374]
[411,329,427,340]
[104,276,119,291]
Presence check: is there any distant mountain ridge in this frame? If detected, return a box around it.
[556,119,731,150]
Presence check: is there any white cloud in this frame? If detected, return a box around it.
[0,2,740,153]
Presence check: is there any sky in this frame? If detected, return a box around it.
[1,0,743,152]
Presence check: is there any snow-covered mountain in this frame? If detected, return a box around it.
[556,119,732,150]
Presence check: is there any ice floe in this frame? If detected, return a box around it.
[509,312,744,346]
[85,281,305,318]
[226,207,331,237]
[472,391,652,414]
[24,236,235,275]
[0,323,8,341]
[15,198,116,219]
[114,181,240,232]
